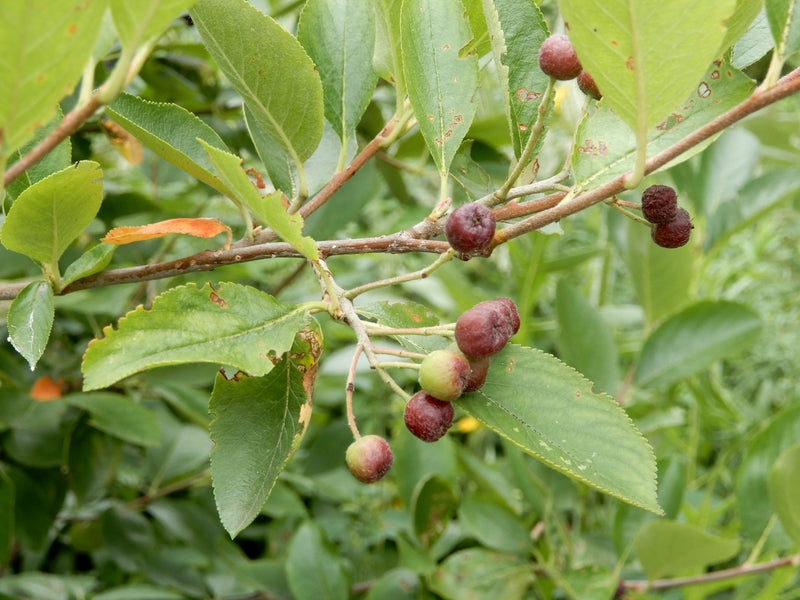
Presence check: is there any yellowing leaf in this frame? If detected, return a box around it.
[101,218,232,247]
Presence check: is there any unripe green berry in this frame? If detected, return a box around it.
[418,349,470,402]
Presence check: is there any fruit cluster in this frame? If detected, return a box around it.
[346,298,520,483]
[641,184,693,248]
[538,34,601,100]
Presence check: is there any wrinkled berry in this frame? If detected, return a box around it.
[577,71,602,100]
[418,349,470,402]
[651,208,693,248]
[346,435,394,483]
[445,202,496,255]
[464,356,491,392]
[404,391,455,442]
[538,34,582,80]
[455,298,519,359]
[641,184,678,224]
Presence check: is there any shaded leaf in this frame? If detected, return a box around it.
[286,522,349,600]
[411,475,458,548]
[1,161,103,266]
[111,0,197,48]
[428,548,533,600]
[634,301,762,388]
[101,218,231,246]
[455,345,661,514]
[190,0,324,164]
[81,282,310,390]
[0,470,13,568]
[6,282,55,370]
[357,300,446,354]
[458,494,530,554]
[769,443,800,546]
[718,0,765,54]
[634,520,740,580]
[401,0,479,174]
[766,0,800,56]
[61,244,116,288]
[66,392,161,447]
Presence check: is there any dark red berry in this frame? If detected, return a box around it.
[455,298,519,359]
[464,356,491,392]
[445,202,496,255]
[577,70,601,100]
[538,34,582,81]
[641,185,678,224]
[418,349,470,402]
[651,208,693,248]
[404,391,455,442]
[346,435,394,483]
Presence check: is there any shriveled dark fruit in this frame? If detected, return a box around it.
[651,208,693,248]
[538,34,582,80]
[404,391,455,442]
[346,435,394,483]
[418,349,470,402]
[641,184,678,224]
[455,298,519,359]
[464,356,491,392]
[577,70,601,100]
[445,202,496,255]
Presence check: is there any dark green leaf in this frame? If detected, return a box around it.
[428,548,533,600]
[0,469,13,568]
[81,282,310,390]
[67,421,122,502]
[364,568,420,600]
[411,474,458,548]
[455,345,661,514]
[769,443,800,546]
[6,281,54,370]
[634,301,763,388]
[285,522,349,600]
[458,494,530,554]
[66,393,161,447]
[62,244,116,288]
[357,300,446,354]
[766,0,800,56]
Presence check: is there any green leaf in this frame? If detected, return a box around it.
[482,0,550,158]
[67,421,123,502]
[62,244,116,288]
[1,161,103,266]
[769,444,800,546]
[81,282,310,391]
[3,465,66,553]
[190,0,324,164]
[428,548,534,600]
[209,323,320,537]
[0,0,105,156]
[0,470,13,568]
[558,0,737,132]
[766,0,800,56]
[634,520,740,580]
[455,344,661,514]
[364,569,421,600]
[66,392,161,447]
[571,56,754,189]
[297,0,378,144]
[625,217,695,326]
[285,522,349,600]
[356,300,446,354]
[6,282,55,370]
[93,583,185,600]
[401,0,479,175]
[719,0,765,54]
[737,404,800,542]
[105,93,231,195]
[411,475,458,548]
[374,0,405,90]
[244,104,293,194]
[634,301,763,388]
[458,494,530,554]
[199,141,319,261]
[110,0,198,48]
[555,279,621,395]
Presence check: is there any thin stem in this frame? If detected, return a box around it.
[344,248,456,299]
[605,199,653,227]
[345,344,363,439]
[364,324,454,337]
[372,347,427,360]
[375,361,420,370]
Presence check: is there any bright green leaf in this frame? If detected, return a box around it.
[1,161,103,266]
[190,0,324,164]
[769,444,800,546]
[373,0,405,91]
[286,522,349,600]
[62,244,116,288]
[81,282,310,391]
[559,0,737,132]
[428,548,534,600]
[634,520,740,580]
[766,0,800,56]
[719,0,765,53]
[401,0,479,175]
[635,301,763,388]
[105,93,231,196]
[209,328,319,537]
[199,141,319,261]
[243,105,293,194]
[297,0,378,144]
[483,0,550,158]
[0,0,105,155]
[455,344,661,514]
[111,0,197,48]
[6,282,55,371]
[66,393,161,447]
[555,279,621,395]
[411,475,458,548]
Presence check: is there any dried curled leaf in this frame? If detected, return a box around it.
[101,218,232,248]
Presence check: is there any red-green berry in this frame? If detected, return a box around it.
[577,71,601,100]
[404,391,455,442]
[651,208,693,248]
[641,184,678,224]
[418,349,470,402]
[538,34,582,81]
[445,202,496,256]
[464,356,491,392]
[345,435,394,483]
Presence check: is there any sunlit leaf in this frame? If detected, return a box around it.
[6,282,55,371]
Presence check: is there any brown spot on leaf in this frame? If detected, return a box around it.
[710,70,720,80]
[697,81,711,98]
[626,57,634,70]
[68,24,78,34]
[516,87,541,103]
[518,124,529,132]
[575,391,581,398]
[442,44,450,50]
[210,290,227,308]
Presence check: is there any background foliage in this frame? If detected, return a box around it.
[1,0,800,599]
